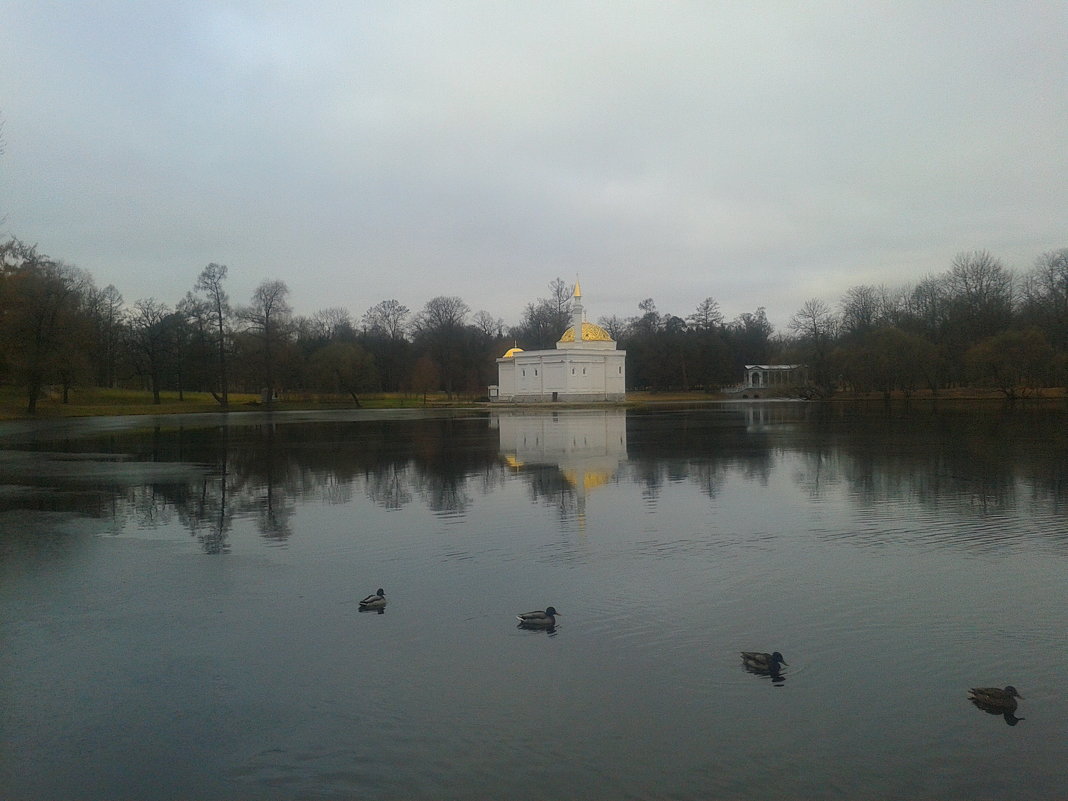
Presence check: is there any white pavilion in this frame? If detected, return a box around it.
[490,283,626,403]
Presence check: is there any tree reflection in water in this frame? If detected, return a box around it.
[0,403,1064,555]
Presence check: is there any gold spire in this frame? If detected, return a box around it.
[573,279,582,299]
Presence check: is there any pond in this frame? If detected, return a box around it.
[1,402,1066,800]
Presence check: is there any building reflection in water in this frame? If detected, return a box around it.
[490,409,627,530]
[740,401,807,432]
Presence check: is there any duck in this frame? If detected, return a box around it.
[741,651,788,674]
[358,588,387,610]
[968,685,1023,711]
[516,606,560,628]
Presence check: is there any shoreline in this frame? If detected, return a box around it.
[1,386,1064,421]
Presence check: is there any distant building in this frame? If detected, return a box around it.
[743,364,806,393]
[490,283,626,402]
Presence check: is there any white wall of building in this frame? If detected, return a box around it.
[495,349,626,402]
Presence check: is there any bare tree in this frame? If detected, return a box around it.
[1021,249,1068,350]
[839,285,883,338]
[0,240,93,413]
[293,306,354,351]
[85,283,125,388]
[597,314,629,340]
[899,274,950,341]
[473,309,504,339]
[413,295,469,333]
[548,277,573,322]
[688,297,723,331]
[510,279,574,349]
[239,279,292,403]
[728,307,774,367]
[945,250,1015,341]
[790,298,837,342]
[194,263,231,406]
[965,328,1054,398]
[362,299,410,340]
[411,296,469,396]
[789,298,839,391]
[408,355,440,404]
[127,298,172,404]
[512,300,560,349]
[841,326,940,398]
[0,113,6,226]
[359,299,412,393]
[628,298,663,338]
[307,341,376,405]
[177,292,219,393]
[309,306,354,342]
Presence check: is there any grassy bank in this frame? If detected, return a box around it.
[1,385,1064,420]
[626,387,1066,403]
[0,386,480,420]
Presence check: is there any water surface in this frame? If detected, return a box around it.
[2,403,1066,799]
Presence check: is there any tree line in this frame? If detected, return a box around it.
[1,237,1065,413]
[782,249,1067,399]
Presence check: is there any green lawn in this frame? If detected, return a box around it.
[0,386,479,419]
[2,384,1062,420]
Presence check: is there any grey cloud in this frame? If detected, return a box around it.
[1,1,1065,329]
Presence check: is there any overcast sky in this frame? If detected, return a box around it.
[2,1,1065,331]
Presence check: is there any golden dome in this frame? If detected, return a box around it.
[558,321,613,343]
[502,346,525,358]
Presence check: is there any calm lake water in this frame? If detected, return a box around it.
[2,402,1066,800]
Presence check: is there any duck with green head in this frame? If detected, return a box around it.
[516,606,560,629]
[741,651,788,674]
[968,685,1023,711]
[359,588,387,610]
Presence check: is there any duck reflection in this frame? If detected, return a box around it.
[969,701,1024,726]
[517,622,559,637]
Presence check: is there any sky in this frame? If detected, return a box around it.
[1,1,1066,332]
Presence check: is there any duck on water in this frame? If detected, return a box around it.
[741,651,788,674]
[968,685,1023,711]
[516,607,560,629]
[359,589,387,611]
